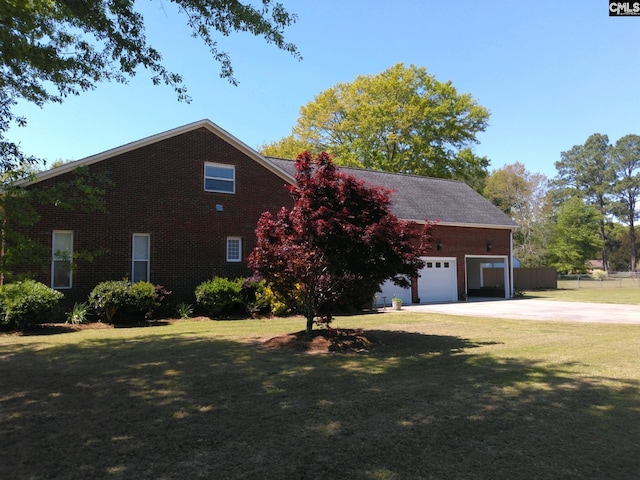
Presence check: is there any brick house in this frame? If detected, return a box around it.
[17,119,517,307]
[267,158,518,305]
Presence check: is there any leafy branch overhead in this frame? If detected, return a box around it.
[0,0,300,174]
[1,0,300,106]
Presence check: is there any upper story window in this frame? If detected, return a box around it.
[52,230,73,289]
[204,163,235,193]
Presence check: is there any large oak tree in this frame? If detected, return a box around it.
[261,63,490,187]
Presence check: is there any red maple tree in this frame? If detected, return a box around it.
[248,152,433,333]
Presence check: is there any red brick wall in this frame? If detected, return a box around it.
[20,128,294,305]
[17,128,514,308]
[413,223,512,300]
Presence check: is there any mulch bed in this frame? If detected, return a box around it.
[1,317,213,336]
[260,328,378,354]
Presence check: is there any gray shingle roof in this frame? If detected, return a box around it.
[267,157,518,229]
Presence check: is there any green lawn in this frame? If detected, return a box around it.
[1,313,639,479]
[524,277,640,304]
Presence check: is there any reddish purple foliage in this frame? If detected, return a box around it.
[248,152,433,332]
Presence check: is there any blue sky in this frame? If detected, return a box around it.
[8,0,640,178]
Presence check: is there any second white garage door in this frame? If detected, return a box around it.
[417,257,458,303]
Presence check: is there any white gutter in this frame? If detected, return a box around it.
[405,219,518,230]
[509,230,515,297]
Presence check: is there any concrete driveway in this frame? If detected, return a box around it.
[401,298,640,325]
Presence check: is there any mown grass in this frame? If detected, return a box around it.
[1,313,639,479]
[525,277,640,304]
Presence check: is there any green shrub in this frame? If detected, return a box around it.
[88,280,170,323]
[0,280,63,330]
[591,269,608,281]
[195,277,244,317]
[87,280,130,323]
[128,282,163,319]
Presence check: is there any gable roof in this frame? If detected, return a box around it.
[22,119,294,186]
[267,157,518,229]
[25,118,516,229]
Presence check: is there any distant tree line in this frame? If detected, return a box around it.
[484,134,640,274]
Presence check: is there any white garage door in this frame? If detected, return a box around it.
[417,257,457,303]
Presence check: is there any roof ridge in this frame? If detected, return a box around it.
[265,156,467,185]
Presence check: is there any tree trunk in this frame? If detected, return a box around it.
[600,220,609,272]
[0,212,5,286]
[302,288,316,334]
[630,220,637,273]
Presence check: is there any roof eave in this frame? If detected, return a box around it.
[17,119,296,186]
[405,219,518,230]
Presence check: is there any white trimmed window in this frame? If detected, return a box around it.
[204,163,235,193]
[226,237,242,262]
[52,230,73,289]
[132,234,150,283]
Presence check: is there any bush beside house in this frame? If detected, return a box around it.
[0,280,63,330]
[0,275,299,332]
[87,280,170,324]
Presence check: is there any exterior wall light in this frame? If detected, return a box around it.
[437,241,443,251]
[486,240,492,252]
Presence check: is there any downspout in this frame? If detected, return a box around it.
[509,229,514,298]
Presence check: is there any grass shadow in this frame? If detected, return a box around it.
[258,328,494,355]
[1,330,638,479]
[3,319,209,337]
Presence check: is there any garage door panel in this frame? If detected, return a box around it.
[418,257,457,303]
